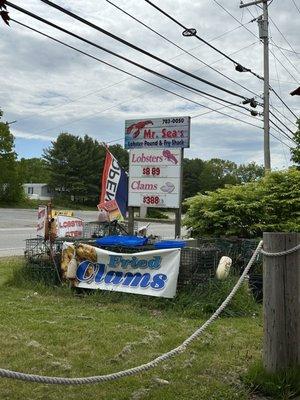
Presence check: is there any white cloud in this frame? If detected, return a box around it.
[0,0,298,168]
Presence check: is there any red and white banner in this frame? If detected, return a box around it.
[98,150,128,220]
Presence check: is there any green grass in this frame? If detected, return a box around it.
[0,258,267,400]
[243,362,300,399]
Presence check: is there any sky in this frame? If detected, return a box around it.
[0,0,299,168]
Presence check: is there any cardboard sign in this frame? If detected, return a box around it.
[51,209,74,218]
[62,243,181,298]
[125,116,190,149]
[37,205,47,238]
[56,216,84,238]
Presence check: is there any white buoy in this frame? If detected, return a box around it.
[66,257,78,279]
[216,256,232,280]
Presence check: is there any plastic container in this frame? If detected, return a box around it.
[154,240,186,249]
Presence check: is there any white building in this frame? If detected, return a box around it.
[23,183,53,200]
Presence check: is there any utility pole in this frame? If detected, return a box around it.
[240,0,271,171]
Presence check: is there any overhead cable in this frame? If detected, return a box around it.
[10,18,263,137]
[211,0,299,120]
[5,3,258,117]
[105,0,260,98]
[33,0,253,101]
[145,0,264,81]
[269,15,300,59]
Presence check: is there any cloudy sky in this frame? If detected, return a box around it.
[0,0,299,168]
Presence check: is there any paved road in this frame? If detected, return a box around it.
[0,208,183,257]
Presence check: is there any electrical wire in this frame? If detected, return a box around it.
[145,0,264,80]
[269,110,295,136]
[7,6,294,150]
[269,15,300,59]
[213,0,299,85]
[35,0,253,101]
[270,40,300,80]
[269,118,296,144]
[6,3,260,120]
[290,0,300,14]
[105,0,259,98]
[271,88,299,120]
[6,0,260,117]
[15,33,257,123]
[211,0,300,120]
[269,44,300,55]
[10,18,263,137]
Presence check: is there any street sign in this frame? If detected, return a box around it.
[128,148,182,208]
[125,116,190,149]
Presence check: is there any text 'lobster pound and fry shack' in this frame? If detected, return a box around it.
[125,116,191,149]
[61,243,181,298]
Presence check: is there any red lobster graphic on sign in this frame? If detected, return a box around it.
[162,149,178,164]
[126,120,153,138]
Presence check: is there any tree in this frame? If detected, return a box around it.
[181,158,263,199]
[182,158,205,198]
[43,133,129,205]
[291,119,300,168]
[184,169,300,238]
[235,162,264,183]
[0,110,23,203]
[17,158,50,183]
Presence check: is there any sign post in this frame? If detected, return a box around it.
[125,116,190,238]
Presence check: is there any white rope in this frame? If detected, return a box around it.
[0,240,263,385]
[261,243,300,257]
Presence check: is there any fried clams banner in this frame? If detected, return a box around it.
[62,243,181,298]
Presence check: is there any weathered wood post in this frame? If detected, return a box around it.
[263,232,300,373]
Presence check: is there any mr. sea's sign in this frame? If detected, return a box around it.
[125,116,190,149]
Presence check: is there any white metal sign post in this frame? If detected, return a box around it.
[125,116,191,237]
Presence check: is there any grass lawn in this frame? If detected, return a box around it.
[0,258,265,400]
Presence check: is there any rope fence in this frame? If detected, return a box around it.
[0,240,264,385]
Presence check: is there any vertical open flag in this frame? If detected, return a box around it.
[98,148,128,220]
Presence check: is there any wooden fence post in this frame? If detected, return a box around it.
[263,232,300,373]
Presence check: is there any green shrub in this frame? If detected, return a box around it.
[184,169,300,238]
[146,208,169,219]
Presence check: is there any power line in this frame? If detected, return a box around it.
[291,0,300,14]
[8,5,294,150]
[105,0,259,98]
[269,14,300,59]
[271,88,299,120]
[35,0,253,101]
[5,15,292,150]
[213,0,299,85]
[15,30,257,123]
[15,41,258,126]
[6,3,258,116]
[269,119,296,145]
[270,43,300,55]
[145,0,264,80]
[10,18,263,137]
[269,127,293,149]
[211,0,299,121]
[270,39,300,80]
[269,103,297,128]
[269,110,295,137]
